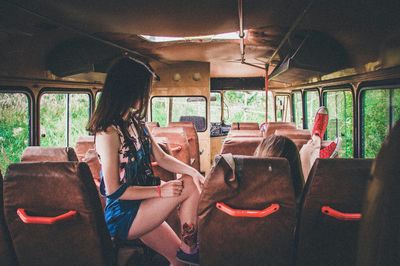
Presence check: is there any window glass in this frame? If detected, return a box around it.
[223,91,270,124]
[304,90,320,129]
[323,90,354,158]
[40,92,90,147]
[276,95,291,122]
[393,89,400,125]
[0,92,30,173]
[361,89,390,158]
[95,91,102,106]
[210,92,222,123]
[292,91,303,128]
[151,96,207,131]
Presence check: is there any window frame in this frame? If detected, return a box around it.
[274,93,291,122]
[38,88,93,146]
[303,88,321,129]
[291,90,303,128]
[150,95,208,132]
[321,85,355,157]
[358,82,400,158]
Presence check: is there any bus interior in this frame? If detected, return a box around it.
[1,0,400,265]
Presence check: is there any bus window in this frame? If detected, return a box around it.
[40,92,90,147]
[223,91,272,124]
[323,89,354,158]
[304,90,320,129]
[95,91,102,106]
[275,95,291,122]
[361,87,400,158]
[210,92,222,123]
[292,91,303,129]
[151,96,207,131]
[0,92,30,173]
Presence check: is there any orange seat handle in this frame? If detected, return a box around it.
[216,202,279,218]
[321,206,362,221]
[17,208,78,224]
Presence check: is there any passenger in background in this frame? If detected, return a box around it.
[254,135,304,200]
[88,57,203,266]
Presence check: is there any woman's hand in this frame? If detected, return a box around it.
[160,180,183,197]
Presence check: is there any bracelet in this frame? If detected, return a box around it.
[156,185,161,198]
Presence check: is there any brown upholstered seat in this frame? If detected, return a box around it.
[21,147,78,162]
[152,137,175,182]
[356,121,400,266]
[151,127,190,165]
[274,128,311,140]
[3,162,115,266]
[145,122,160,133]
[75,136,95,161]
[231,122,259,130]
[169,122,201,171]
[295,158,373,266]
[0,171,17,266]
[227,129,262,138]
[264,122,296,136]
[220,137,263,156]
[199,155,297,266]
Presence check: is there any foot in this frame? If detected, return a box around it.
[311,106,329,139]
[320,137,342,158]
[176,247,199,266]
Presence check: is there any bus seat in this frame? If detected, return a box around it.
[169,122,200,171]
[145,122,160,133]
[3,162,116,266]
[82,149,105,209]
[227,129,262,138]
[295,158,373,266]
[356,121,400,266]
[179,116,206,131]
[264,122,296,136]
[220,137,263,156]
[75,136,95,161]
[231,122,259,130]
[0,171,18,266]
[274,128,311,140]
[151,127,190,165]
[21,147,78,162]
[199,155,296,266]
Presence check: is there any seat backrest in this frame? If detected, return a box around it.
[21,147,78,162]
[199,155,296,266]
[356,121,400,266]
[274,128,311,140]
[3,162,115,266]
[295,158,372,266]
[169,122,200,171]
[231,122,259,130]
[179,116,206,131]
[145,122,160,133]
[227,129,262,138]
[151,127,190,165]
[264,122,296,136]
[0,171,18,266]
[220,137,263,156]
[152,137,175,182]
[75,136,95,161]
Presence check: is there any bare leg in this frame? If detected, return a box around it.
[299,135,321,181]
[127,176,200,261]
[140,222,185,266]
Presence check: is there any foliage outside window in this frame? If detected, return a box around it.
[210,92,222,123]
[323,89,354,158]
[361,87,400,158]
[151,96,207,131]
[292,91,303,129]
[0,92,30,173]
[96,91,102,106]
[275,95,291,122]
[40,92,90,147]
[304,90,320,129]
[223,91,273,124]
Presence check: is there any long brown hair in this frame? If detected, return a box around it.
[254,135,304,199]
[87,57,153,134]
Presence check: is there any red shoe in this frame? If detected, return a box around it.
[320,137,342,158]
[312,106,329,139]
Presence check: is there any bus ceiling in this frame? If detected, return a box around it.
[0,0,400,87]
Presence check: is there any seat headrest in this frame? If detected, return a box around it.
[21,147,78,162]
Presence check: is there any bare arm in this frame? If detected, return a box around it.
[95,126,183,200]
[147,126,205,191]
